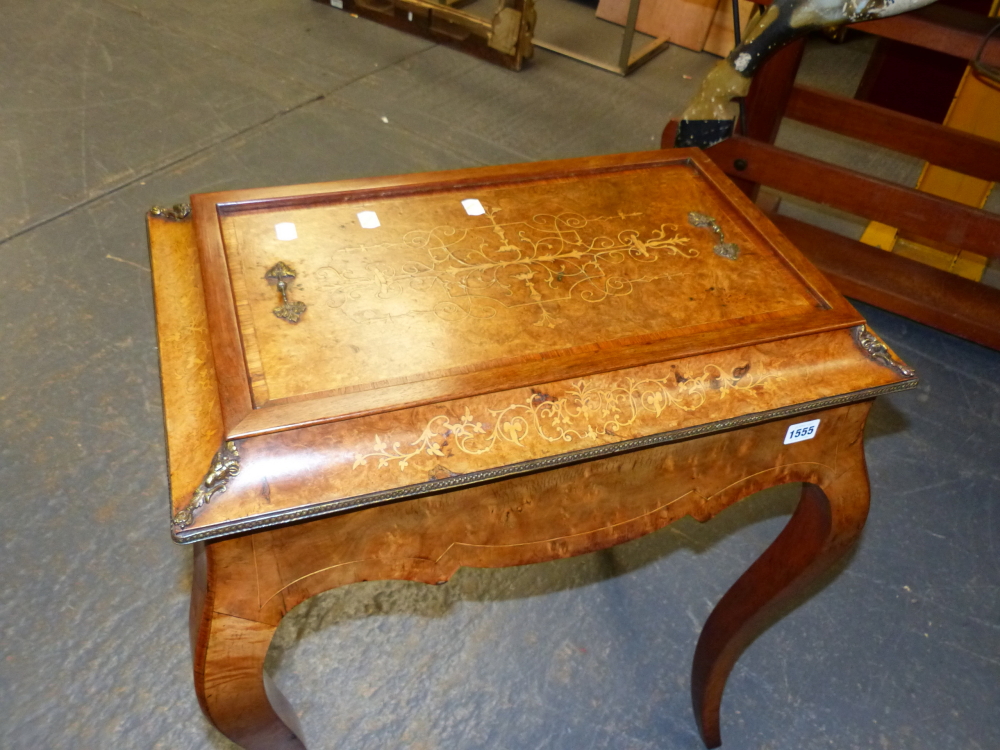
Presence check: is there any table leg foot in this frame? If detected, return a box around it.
[690,464,870,748]
[193,610,307,749]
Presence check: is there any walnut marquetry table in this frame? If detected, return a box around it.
[147,150,916,749]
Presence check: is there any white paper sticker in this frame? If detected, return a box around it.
[784,419,820,445]
[330,0,343,8]
[357,211,380,229]
[408,11,413,20]
[274,222,297,241]
[462,198,486,216]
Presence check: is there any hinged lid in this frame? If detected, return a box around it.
[191,150,861,440]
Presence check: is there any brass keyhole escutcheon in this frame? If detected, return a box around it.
[266,261,307,324]
[688,212,740,260]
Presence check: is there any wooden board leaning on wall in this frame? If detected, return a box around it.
[596,0,754,56]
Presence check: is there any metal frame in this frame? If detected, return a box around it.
[533,0,669,76]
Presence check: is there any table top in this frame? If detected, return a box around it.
[149,149,917,543]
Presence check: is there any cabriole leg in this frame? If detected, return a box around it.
[190,543,307,750]
[691,457,871,748]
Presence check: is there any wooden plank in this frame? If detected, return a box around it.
[659,0,717,52]
[311,0,531,71]
[853,5,1000,67]
[397,0,492,33]
[770,213,1000,351]
[919,66,1000,207]
[785,85,1000,184]
[853,3,999,283]
[891,237,988,281]
[898,61,1000,280]
[703,136,1000,261]
[744,38,805,144]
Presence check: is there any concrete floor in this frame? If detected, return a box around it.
[2,1,999,749]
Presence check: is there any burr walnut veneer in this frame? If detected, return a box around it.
[148,150,916,749]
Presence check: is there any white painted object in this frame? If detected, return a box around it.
[275,223,298,241]
[462,198,486,216]
[357,211,381,229]
[783,419,820,445]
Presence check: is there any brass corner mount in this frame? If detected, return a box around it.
[149,204,192,221]
[853,325,915,378]
[172,441,241,532]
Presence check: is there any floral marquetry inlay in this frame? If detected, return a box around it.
[222,157,828,412]
[353,363,782,471]
[316,207,697,328]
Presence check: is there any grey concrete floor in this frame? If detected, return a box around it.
[2,2,999,749]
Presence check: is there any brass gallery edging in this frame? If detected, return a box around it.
[171,378,918,544]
